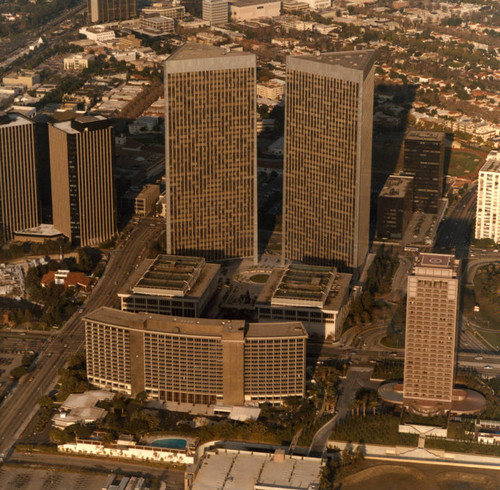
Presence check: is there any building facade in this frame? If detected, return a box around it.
[0,112,39,243]
[283,51,375,273]
[49,116,116,247]
[84,307,307,405]
[403,131,445,214]
[139,15,175,33]
[165,44,257,262]
[87,0,137,24]
[256,264,351,340]
[403,253,460,414]
[229,0,281,21]
[118,254,220,317]
[64,54,95,71]
[141,4,185,21]
[377,174,414,240]
[202,0,228,25]
[475,151,500,243]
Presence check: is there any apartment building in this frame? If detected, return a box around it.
[165,44,257,262]
[118,254,220,317]
[475,151,500,243]
[0,112,39,243]
[84,307,307,405]
[403,253,459,414]
[283,51,375,273]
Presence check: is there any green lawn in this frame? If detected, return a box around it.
[249,274,270,284]
[447,150,484,176]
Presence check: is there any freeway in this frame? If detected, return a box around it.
[0,218,164,457]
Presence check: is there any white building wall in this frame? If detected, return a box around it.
[475,153,500,243]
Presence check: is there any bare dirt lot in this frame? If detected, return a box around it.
[341,462,500,490]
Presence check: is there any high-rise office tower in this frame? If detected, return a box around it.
[403,253,460,414]
[202,0,228,25]
[283,51,375,273]
[475,151,500,243]
[49,116,116,247]
[87,0,136,24]
[403,130,445,214]
[165,44,257,262]
[0,112,39,243]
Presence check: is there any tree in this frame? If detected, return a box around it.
[38,395,54,409]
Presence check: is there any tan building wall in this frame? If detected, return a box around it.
[165,44,257,263]
[84,308,307,405]
[0,113,39,242]
[403,253,460,413]
[283,51,375,273]
[49,117,116,247]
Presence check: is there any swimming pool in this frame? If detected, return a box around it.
[151,438,187,450]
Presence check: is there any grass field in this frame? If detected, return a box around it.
[447,150,484,176]
[249,274,270,284]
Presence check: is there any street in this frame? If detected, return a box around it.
[0,218,164,457]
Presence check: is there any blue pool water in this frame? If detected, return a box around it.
[151,438,187,450]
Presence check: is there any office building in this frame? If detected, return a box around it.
[139,15,175,34]
[256,264,351,340]
[403,131,445,214]
[0,112,39,243]
[64,54,95,71]
[49,116,116,247]
[229,0,281,21]
[87,0,137,24]
[302,0,330,9]
[141,3,185,21]
[377,174,414,239]
[283,51,375,273]
[165,44,257,262]
[118,254,220,317]
[85,307,307,405]
[475,151,500,243]
[403,253,459,414]
[202,0,228,25]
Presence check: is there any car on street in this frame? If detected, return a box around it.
[484,365,493,370]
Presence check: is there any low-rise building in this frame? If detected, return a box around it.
[84,307,308,405]
[79,26,116,42]
[141,3,185,21]
[52,390,114,429]
[256,263,351,340]
[118,255,220,318]
[229,0,281,21]
[256,78,285,100]
[122,183,160,216]
[139,15,175,34]
[377,174,414,240]
[63,54,95,71]
[2,71,40,89]
[186,447,323,489]
[475,420,500,444]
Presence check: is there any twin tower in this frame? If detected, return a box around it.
[164,44,375,273]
